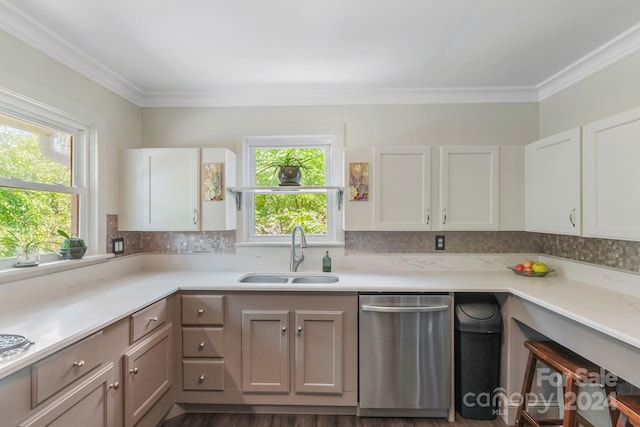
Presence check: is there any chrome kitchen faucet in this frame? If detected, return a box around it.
[290,224,307,272]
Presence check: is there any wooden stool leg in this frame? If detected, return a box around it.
[516,352,538,427]
[563,376,578,427]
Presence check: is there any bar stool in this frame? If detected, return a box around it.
[515,340,617,427]
[609,395,640,427]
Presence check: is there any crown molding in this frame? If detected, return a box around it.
[138,86,540,107]
[0,1,144,105]
[0,0,638,107]
[537,22,640,100]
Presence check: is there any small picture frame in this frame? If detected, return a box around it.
[203,162,224,201]
[349,162,368,201]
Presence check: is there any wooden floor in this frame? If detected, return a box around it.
[159,413,508,427]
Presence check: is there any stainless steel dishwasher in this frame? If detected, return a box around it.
[358,294,452,419]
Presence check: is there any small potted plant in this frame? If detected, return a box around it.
[1,229,42,267]
[57,229,87,259]
[258,149,312,186]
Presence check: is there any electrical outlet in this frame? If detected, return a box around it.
[112,237,125,254]
[435,235,445,250]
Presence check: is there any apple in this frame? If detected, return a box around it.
[523,261,533,269]
[515,264,525,271]
[532,262,548,273]
[524,266,533,273]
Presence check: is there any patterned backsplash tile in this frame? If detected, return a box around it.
[108,215,640,272]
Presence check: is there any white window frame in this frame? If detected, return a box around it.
[0,89,95,268]
[240,134,344,245]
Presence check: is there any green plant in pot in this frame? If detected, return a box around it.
[57,229,87,259]
[2,229,42,266]
[258,149,312,186]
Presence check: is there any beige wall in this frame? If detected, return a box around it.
[540,50,640,137]
[0,30,142,252]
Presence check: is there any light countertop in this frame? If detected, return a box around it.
[0,255,639,381]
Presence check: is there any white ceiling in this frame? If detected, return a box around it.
[1,0,640,107]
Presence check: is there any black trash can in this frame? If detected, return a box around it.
[455,295,503,420]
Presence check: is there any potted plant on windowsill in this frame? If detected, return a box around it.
[258,149,312,186]
[57,229,87,259]
[1,229,42,267]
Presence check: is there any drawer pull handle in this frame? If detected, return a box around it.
[109,382,120,390]
[149,316,158,322]
[73,360,85,368]
[129,367,139,375]
[198,374,205,383]
[199,342,206,349]
[197,308,205,314]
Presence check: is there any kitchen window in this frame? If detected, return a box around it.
[241,134,343,244]
[0,100,91,266]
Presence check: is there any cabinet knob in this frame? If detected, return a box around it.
[73,360,85,368]
[297,326,303,335]
[198,374,205,383]
[149,316,158,322]
[197,308,205,315]
[129,367,139,375]
[281,326,287,334]
[199,342,206,349]
[108,382,120,390]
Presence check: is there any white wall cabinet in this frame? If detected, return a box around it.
[119,148,236,231]
[373,146,432,230]
[525,128,581,235]
[582,106,640,241]
[439,146,500,230]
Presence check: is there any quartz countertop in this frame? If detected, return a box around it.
[0,255,639,381]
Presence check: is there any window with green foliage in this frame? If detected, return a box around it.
[0,113,78,259]
[244,135,338,242]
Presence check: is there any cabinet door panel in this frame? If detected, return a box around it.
[294,311,343,395]
[143,148,199,231]
[525,128,581,235]
[241,310,289,393]
[374,147,431,230]
[583,107,640,240]
[19,364,114,427]
[124,323,173,427]
[439,146,499,230]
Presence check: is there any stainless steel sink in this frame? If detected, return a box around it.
[238,273,339,284]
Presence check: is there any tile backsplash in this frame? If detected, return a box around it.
[107,215,640,272]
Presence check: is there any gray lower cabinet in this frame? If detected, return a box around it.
[123,322,173,427]
[18,363,116,427]
[241,309,344,395]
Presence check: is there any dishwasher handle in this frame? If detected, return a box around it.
[361,304,449,313]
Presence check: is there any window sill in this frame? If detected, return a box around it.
[0,254,114,285]
[235,241,345,248]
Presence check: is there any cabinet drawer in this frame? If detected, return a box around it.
[31,331,104,407]
[183,360,224,391]
[182,295,224,325]
[182,327,224,358]
[130,298,167,343]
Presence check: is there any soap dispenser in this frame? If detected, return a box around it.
[322,250,332,272]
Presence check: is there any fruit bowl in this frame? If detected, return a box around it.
[507,266,555,277]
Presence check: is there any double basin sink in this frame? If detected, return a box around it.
[238,273,339,284]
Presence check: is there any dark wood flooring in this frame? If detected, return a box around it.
[159,413,507,427]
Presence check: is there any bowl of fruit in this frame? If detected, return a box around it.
[508,260,554,277]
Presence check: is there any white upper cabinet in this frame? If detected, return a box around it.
[439,146,499,230]
[582,106,640,241]
[119,147,236,231]
[142,148,200,231]
[525,128,581,235]
[373,146,432,230]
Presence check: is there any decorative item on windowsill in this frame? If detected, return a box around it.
[57,229,87,259]
[2,229,42,268]
[258,149,312,186]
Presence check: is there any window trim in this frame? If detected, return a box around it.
[0,88,96,268]
[239,133,344,245]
